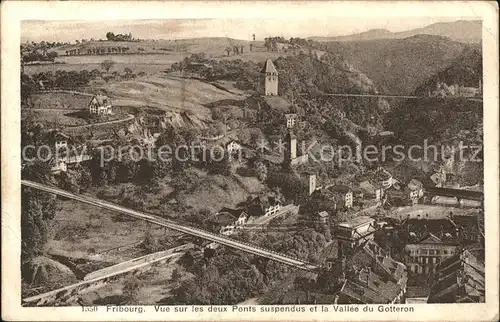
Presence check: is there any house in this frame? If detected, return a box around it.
[335,240,408,304]
[208,212,237,236]
[335,216,378,254]
[47,130,70,151]
[401,213,481,276]
[406,179,424,205]
[284,113,298,128]
[328,185,354,209]
[209,207,249,236]
[217,207,248,227]
[89,94,112,115]
[427,249,484,303]
[246,195,281,217]
[317,211,329,224]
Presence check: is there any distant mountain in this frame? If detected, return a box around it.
[320,35,471,95]
[311,20,482,44]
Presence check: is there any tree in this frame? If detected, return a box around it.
[171,268,183,284]
[106,32,115,41]
[206,149,231,176]
[100,59,115,73]
[78,168,92,191]
[142,225,160,252]
[255,161,267,182]
[21,186,57,267]
[225,47,231,57]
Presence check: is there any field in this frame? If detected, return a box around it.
[25,38,291,75]
[48,198,180,264]
[22,107,130,129]
[52,38,252,56]
[30,91,92,109]
[87,75,246,128]
[24,57,182,76]
[22,109,89,127]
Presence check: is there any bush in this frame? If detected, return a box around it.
[122,276,144,302]
[236,167,256,177]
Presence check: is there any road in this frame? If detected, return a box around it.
[22,180,320,272]
[64,113,135,130]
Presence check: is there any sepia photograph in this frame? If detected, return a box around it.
[2,1,499,321]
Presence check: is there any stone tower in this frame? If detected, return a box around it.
[284,130,297,164]
[308,174,317,195]
[261,58,278,96]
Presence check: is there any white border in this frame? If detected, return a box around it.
[2,1,499,321]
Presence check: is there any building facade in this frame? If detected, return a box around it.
[404,234,459,275]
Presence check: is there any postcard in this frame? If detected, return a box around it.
[2,1,498,321]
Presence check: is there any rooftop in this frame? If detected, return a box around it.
[318,211,329,218]
[209,212,236,226]
[408,179,423,190]
[218,207,245,219]
[428,250,485,303]
[90,94,110,106]
[261,58,278,74]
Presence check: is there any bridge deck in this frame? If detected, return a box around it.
[21,180,320,272]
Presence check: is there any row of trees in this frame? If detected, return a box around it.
[22,51,58,63]
[224,45,245,56]
[106,32,133,42]
[170,53,261,87]
[66,46,131,56]
[21,65,144,106]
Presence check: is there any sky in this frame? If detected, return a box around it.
[21,17,480,43]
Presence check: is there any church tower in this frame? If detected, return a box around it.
[261,58,278,96]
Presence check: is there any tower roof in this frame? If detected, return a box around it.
[261,59,278,74]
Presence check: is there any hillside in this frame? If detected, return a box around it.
[388,44,482,144]
[91,74,244,128]
[312,20,482,44]
[414,46,482,96]
[321,35,469,95]
[384,45,483,186]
